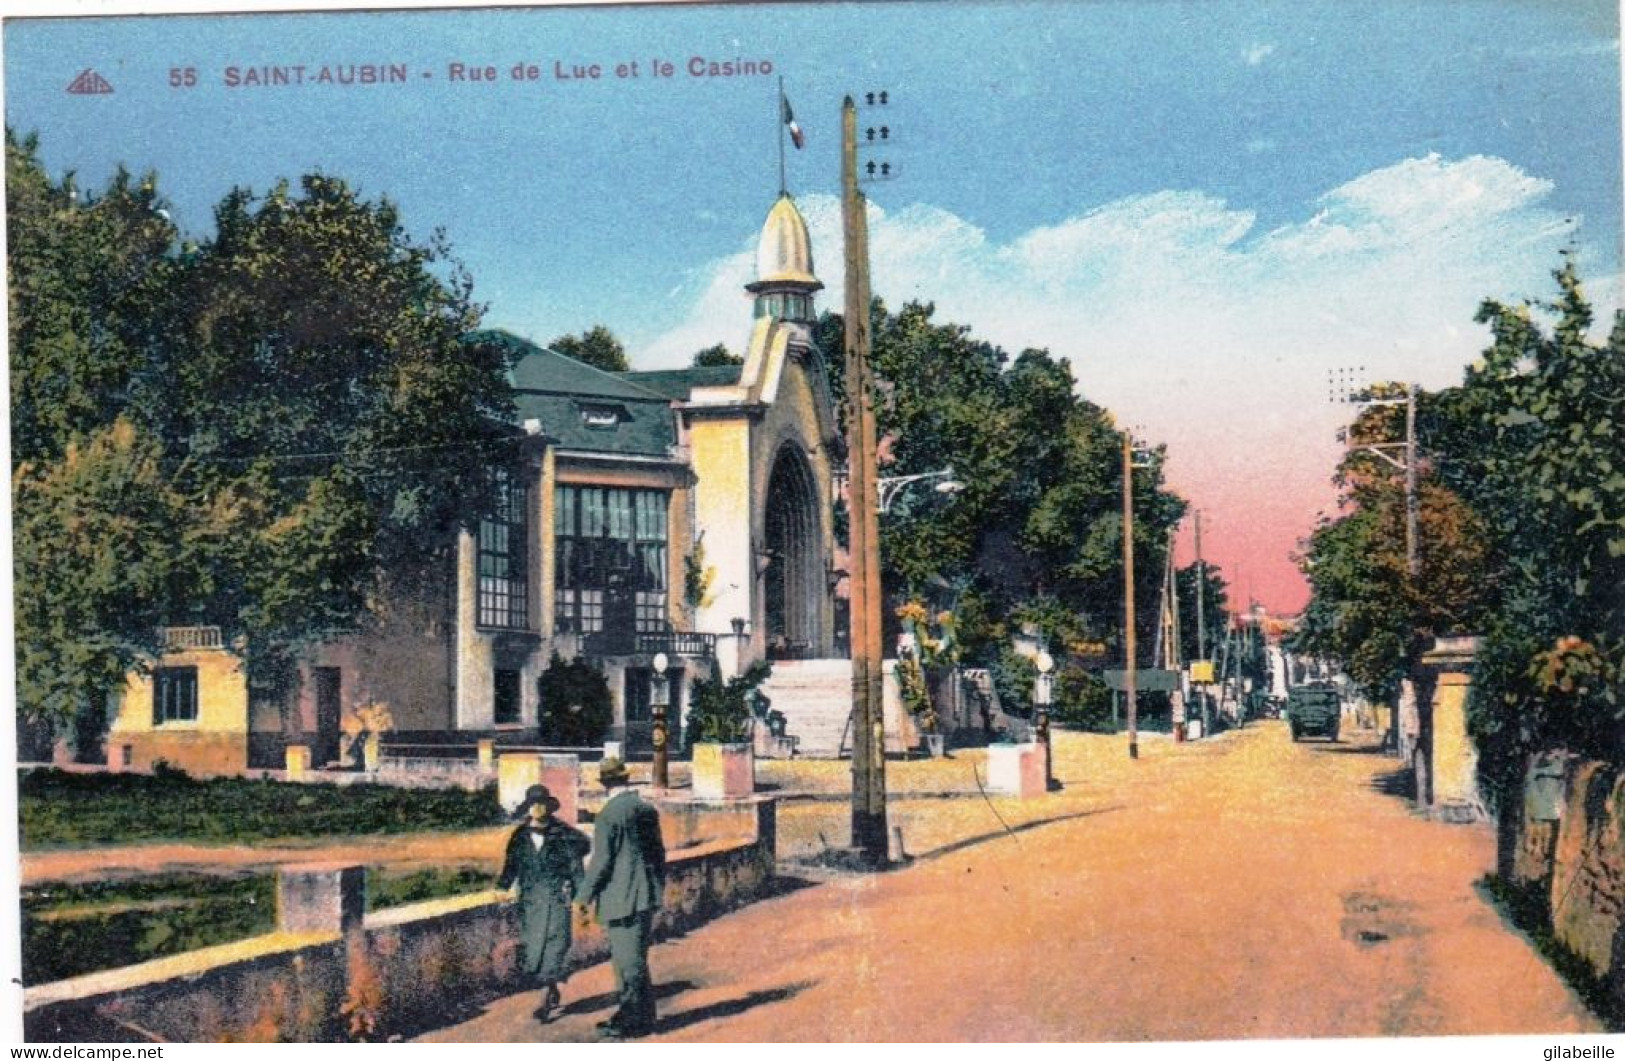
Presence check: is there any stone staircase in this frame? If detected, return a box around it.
[758,658,917,758]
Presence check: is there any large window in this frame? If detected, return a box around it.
[153,667,199,724]
[555,486,669,635]
[478,471,530,629]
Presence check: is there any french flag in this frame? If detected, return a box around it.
[782,94,805,149]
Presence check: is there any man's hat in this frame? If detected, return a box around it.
[513,783,561,820]
[598,756,630,787]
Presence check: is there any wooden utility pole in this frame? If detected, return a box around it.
[1404,382,1419,579]
[843,96,888,862]
[1122,434,1139,760]
[1194,511,1206,660]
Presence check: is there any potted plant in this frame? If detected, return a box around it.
[340,699,394,772]
[685,660,770,798]
[897,601,958,756]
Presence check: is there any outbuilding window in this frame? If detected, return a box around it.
[153,667,199,725]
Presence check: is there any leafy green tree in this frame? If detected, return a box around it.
[818,299,1185,682]
[154,174,516,692]
[7,130,179,465]
[1175,563,1230,667]
[9,142,517,736]
[1291,365,1498,706]
[1431,260,1625,802]
[13,420,193,749]
[691,343,742,367]
[549,324,629,372]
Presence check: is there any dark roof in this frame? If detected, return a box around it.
[467,329,676,458]
[471,329,668,401]
[619,365,743,400]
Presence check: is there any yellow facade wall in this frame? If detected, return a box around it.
[689,416,755,640]
[109,647,250,776]
[1431,672,1478,808]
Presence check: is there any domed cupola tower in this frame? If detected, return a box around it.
[747,193,823,328]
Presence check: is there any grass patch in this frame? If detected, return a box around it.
[19,766,504,849]
[21,865,497,985]
[1479,873,1625,1032]
[21,872,276,985]
[367,865,496,910]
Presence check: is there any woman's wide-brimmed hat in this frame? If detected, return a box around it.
[513,783,561,820]
[598,756,630,787]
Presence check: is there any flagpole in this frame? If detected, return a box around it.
[778,76,787,195]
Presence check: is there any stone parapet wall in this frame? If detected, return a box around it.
[1550,761,1624,998]
[1504,750,1624,1016]
[24,798,777,1043]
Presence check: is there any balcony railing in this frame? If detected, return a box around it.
[582,628,717,660]
[161,625,224,650]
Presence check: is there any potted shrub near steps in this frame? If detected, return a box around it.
[686,661,770,799]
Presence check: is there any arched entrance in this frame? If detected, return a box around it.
[763,443,822,660]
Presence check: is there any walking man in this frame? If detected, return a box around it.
[579,756,666,1038]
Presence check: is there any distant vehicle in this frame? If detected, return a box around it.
[1286,681,1340,742]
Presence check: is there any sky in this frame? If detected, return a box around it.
[3,0,1621,613]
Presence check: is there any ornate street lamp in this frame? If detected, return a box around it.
[876,467,963,513]
[651,651,670,789]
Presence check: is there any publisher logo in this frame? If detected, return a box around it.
[66,68,114,95]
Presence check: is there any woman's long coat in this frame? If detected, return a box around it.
[497,816,590,981]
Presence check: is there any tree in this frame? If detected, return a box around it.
[691,343,742,367]
[1290,442,1494,704]
[13,420,193,750]
[549,324,629,373]
[7,130,179,465]
[8,143,518,737]
[153,174,517,694]
[819,299,1186,682]
[1431,260,1625,803]
[1175,563,1230,666]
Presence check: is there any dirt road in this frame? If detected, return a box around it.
[419,722,1602,1042]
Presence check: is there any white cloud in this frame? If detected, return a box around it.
[633,155,1611,606]
[1244,43,1276,66]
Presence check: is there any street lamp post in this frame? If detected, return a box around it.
[877,467,962,513]
[651,651,670,790]
[1034,649,1054,788]
[1121,433,1155,760]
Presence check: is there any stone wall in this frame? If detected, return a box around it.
[24,798,777,1043]
[1503,750,1625,1016]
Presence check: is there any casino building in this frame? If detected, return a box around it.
[104,193,845,775]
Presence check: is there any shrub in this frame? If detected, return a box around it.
[1053,665,1114,732]
[686,660,771,747]
[536,653,613,746]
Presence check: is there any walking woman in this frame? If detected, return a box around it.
[498,784,590,1022]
